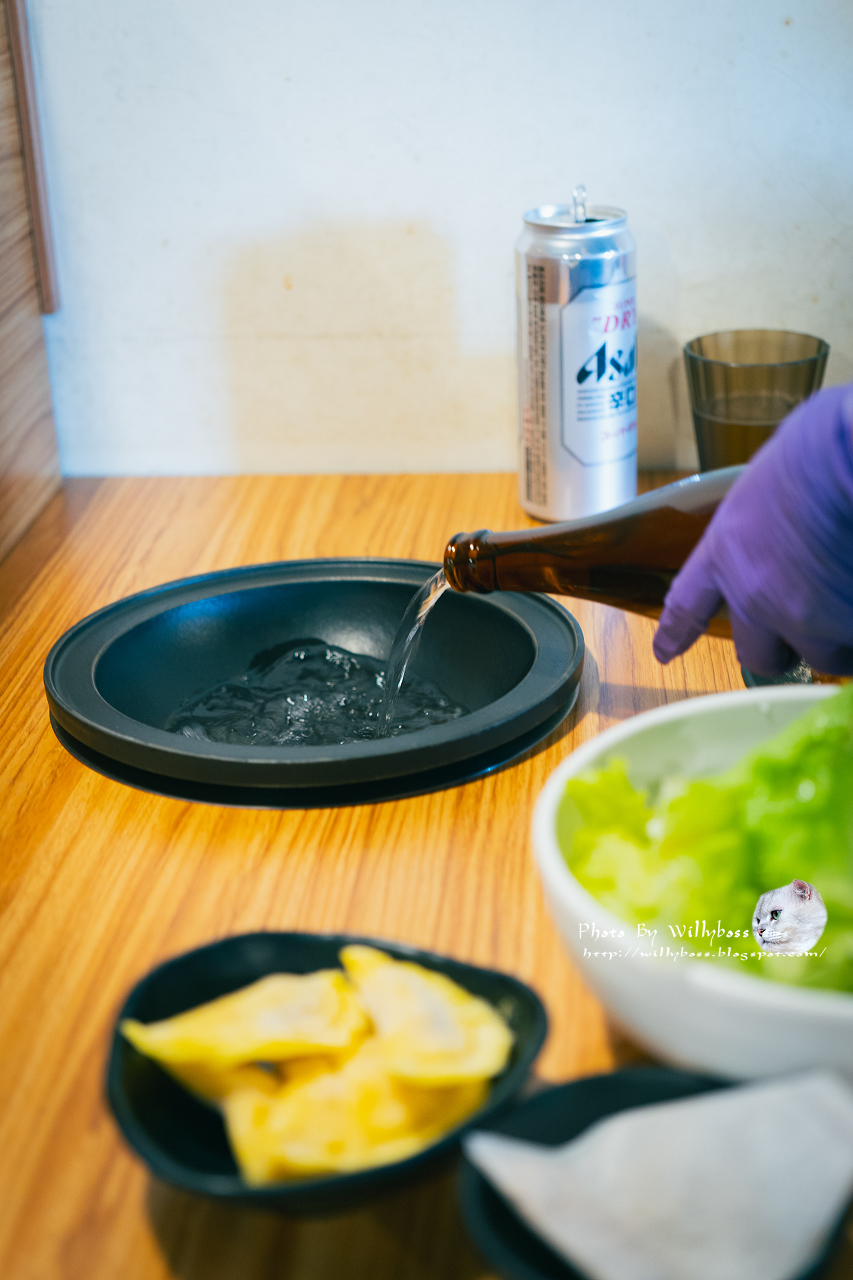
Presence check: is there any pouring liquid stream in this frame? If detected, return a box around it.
[376,569,450,737]
[164,568,461,748]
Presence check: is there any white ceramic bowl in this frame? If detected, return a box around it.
[533,686,853,1081]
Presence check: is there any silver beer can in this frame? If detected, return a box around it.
[516,190,637,520]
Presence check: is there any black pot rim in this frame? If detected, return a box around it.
[50,696,577,809]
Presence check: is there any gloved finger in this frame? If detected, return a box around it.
[653,599,722,663]
[653,542,723,664]
[792,640,853,676]
[729,612,798,677]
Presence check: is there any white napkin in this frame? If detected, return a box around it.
[464,1072,853,1280]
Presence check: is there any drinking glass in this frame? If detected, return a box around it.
[683,329,829,471]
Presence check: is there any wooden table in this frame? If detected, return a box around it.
[1,473,848,1279]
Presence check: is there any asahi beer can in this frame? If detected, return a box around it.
[517,195,637,521]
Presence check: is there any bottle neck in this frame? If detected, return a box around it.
[443,529,497,593]
[443,469,741,632]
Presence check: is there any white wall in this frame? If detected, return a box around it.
[29,0,853,476]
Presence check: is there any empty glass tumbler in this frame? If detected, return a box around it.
[683,329,829,471]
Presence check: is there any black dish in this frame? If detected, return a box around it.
[107,931,548,1216]
[458,1068,845,1280]
[45,558,584,792]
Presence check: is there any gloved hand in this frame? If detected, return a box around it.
[654,382,853,676]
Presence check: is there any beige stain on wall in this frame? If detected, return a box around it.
[224,222,516,474]
[637,317,700,471]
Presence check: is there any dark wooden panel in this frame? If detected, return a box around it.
[4,0,57,314]
[0,0,58,564]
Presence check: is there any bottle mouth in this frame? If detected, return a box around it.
[443,530,496,593]
[523,204,627,232]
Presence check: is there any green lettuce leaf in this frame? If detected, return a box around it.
[558,685,853,992]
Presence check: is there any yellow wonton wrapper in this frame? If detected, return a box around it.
[222,1040,488,1183]
[120,969,368,1071]
[160,1049,362,1110]
[158,1059,281,1106]
[340,945,513,1084]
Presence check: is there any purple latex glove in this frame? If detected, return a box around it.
[654,382,853,676]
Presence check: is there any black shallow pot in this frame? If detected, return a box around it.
[45,559,584,793]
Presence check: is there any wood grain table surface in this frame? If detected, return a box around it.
[1,471,849,1280]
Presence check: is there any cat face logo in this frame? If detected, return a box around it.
[753,880,827,954]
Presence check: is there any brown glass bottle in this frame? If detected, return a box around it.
[443,467,741,636]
